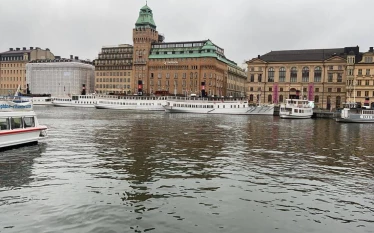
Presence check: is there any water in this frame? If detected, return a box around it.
[1,107,374,233]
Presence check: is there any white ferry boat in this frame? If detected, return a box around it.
[95,96,168,111]
[279,99,314,119]
[0,98,48,149]
[52,94,101,108]
[336,102,374,123]
[163,98,274,115]
[15,95,54,105]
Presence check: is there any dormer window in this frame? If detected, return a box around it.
[364,57,373,63]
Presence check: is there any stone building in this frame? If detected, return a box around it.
[246,47,361,109]
[26,56,94,97]
[0,47,55,95]
[94,44,133,94]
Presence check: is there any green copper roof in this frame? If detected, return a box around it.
[135,4,156,29]
[202,40,216,51]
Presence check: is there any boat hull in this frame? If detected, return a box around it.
[95,104,164,111]
[164,106,274,115]
[0,127,47,149]
[280,114,313,119]
[52,103,95,108]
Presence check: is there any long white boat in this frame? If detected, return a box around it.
[0,98,48,149]
[279,99,314,119]
[14,95,54,105]
[163,98,274,115]
[52,94,103,108]
[95,96,168,111]
[336,102,374,123]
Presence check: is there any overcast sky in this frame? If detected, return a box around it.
[1,0,373,68]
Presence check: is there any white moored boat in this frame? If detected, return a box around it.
[0,98,48,149]
[95,96,168,111]
[163,98,274,115]
[336,102,374,123]
[52,95,98,108]
[279,99,314,119]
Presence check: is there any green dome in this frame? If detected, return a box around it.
[202,40,216,51]
[135,4,156,29]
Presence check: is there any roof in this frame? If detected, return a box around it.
[0,49,31,55]
[259,48,347,62]
[135,4,156,29]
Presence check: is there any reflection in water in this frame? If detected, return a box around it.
[0,108,373,233]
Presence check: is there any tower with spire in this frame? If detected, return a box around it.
[132,3,161,95]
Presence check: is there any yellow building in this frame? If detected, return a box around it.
[94,44,133,94]
[349,47,374,108]
[246,47,361,109]
[0,47,54,95]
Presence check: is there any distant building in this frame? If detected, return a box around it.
[26,56,94,97]
[94,44,133,94]
[0,47,55,95]
[246,47,362,109]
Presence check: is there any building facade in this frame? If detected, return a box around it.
[246,47,362,109]
[94,44,133,94]
[131,4,246,97]
[349,47,374,108]
[0,47,54,95]
[26,57,94,97]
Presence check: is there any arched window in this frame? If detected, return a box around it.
[314,67,322,82]
[194,72,198,79]
[268,68,274,82]
[279,67,286,82]
[302,67,309,82]
[249,94,254,102]
[268,94,272,103]
[290,67,297,82]
[336,96,341,109]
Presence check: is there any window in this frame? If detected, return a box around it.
[302,67,309,82]
[258,74,262,82]
[279,67,286,82]
[357,91,361,97]
[11,117,22,129]
[314,67,322,82]
[268,68,274,82]
[357,80,362,86]
[328,73,333,82]
[366,69,371,75]
[0,118,10,130]
[250,74,254,82]
[348,69,353,76]
[279,95,284,103]
[24,117,35,128]
[290,67,297,82]
[250,87,254,91]
[364,57,373,63]
[337,73,342,82]
[337,88,341,93]
[365,91,369,97]
[269,87,272,92]
[329,66,334,70]
[328,88,332,92]
[358,69,362,75]
[314,95,319,103]
[365,80,369,86]
[268,94,272,103]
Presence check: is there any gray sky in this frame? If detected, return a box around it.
[1,0,373,67]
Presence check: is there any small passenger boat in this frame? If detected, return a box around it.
[0,97,48,149]
[336,102,374,123]
[52,95,98,108]
[95,96,168,111]
[279,99,314,119]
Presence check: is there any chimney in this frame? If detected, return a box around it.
[30,47,34,50]
[23,47,26,50]
[370,47,373,52]
[46,48,50,51]
[74,56,79,60]
[55,56,61,59]
[9,48,13,51]
[257,55,260,59]
[16,48,20,51]
[70,55,73,59]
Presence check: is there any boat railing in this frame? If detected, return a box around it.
[362,110,374,115]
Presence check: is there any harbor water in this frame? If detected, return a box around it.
[1,107,374,233]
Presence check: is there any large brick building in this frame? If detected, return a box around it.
[94,4,246,97]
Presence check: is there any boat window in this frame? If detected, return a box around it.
[0,118,10,130]
[11,117,23,129]
[72,96,78,100]
[24,117,35,128]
